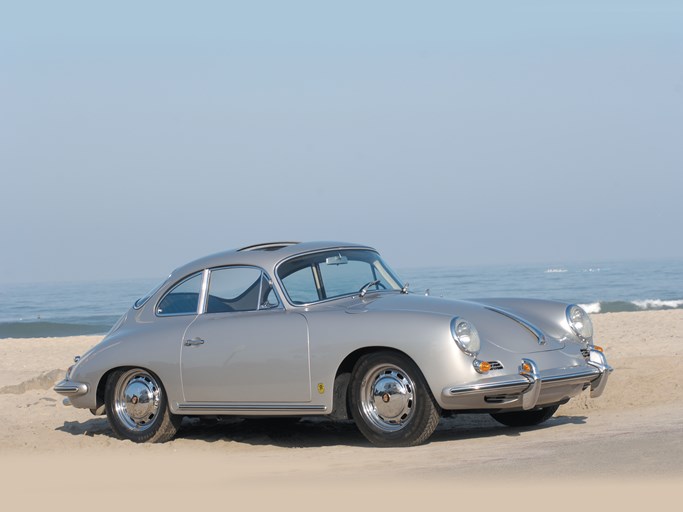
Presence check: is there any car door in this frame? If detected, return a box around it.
[180,266,311,403]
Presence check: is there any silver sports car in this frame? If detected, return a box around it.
[55,241,612,446]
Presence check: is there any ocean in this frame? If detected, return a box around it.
[1,259,681,338]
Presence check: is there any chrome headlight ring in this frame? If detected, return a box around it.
[451,317,481,356]
[566,304,593,342]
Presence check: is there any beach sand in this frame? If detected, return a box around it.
[1,310,681,508]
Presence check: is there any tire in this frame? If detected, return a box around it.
[490,405,559,427]
[105,368,181,443]
[349,351,440,447]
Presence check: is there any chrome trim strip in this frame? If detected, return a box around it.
[177,403,327,412]
[541,368,600,383]
[448,379,530,396]
[485,306,547,345]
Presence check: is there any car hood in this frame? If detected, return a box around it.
[345,293,571,354]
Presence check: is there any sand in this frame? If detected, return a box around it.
[1,310,682,508]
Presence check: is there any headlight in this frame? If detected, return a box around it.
[566,305,593,341]
[451,317,480,355]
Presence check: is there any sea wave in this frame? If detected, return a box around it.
[579,299,683,314]
[578,302,602,314]
[0,321,111,339]
[632,299,683,310]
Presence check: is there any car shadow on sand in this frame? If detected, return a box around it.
[56,413,588,448]
[57,417,112,438]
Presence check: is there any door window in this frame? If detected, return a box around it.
[206,267,268,313]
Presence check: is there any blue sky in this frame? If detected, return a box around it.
[1,1,682,283]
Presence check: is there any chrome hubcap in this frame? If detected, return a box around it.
[114,369,161,432]
[361,364,415,432]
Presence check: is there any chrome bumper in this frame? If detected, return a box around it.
[444,349,613,411]
[53,379,88,397]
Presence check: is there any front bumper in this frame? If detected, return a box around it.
[441,348,613,411]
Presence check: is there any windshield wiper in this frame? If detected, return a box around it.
[358,279,381,298]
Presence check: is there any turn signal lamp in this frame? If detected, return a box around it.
[593,346,604,353]
[521,362,533,373]
[474,360,491,373]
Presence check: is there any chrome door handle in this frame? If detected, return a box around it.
[184,338,205,346]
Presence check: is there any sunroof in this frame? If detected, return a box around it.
[237,242,300,252]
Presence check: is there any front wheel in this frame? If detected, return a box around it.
[105,368,181,443]
[349,351,440,447]
[490,405,559,427]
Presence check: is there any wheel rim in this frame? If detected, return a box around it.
[360,363,415,432]
[113,369,161,432]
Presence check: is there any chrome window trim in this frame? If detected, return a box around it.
[274,247,404,308]
[201,265,284,315]
[155,271,204,317]
[197,269,210,314]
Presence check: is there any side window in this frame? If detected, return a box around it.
[157,272,203,316]
[281,266,319,304]
[206,267,263,314]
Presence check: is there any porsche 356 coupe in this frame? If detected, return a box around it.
[55,241,612,446]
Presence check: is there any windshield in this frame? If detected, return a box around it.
[277,249,403,305]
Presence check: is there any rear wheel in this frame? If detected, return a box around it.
[490,405,559,427]
[349,351,440,447]
[105,368,181,443]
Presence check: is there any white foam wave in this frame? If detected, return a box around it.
[545,268,568,273]
[578,302,601,314]
[632,299,683,310]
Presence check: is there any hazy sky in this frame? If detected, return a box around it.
[2,1,681,283]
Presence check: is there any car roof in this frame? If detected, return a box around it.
[169,241,376,279]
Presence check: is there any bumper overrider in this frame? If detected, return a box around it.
[442,348,613,411]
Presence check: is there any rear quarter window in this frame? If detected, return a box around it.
[156,272,203,316]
